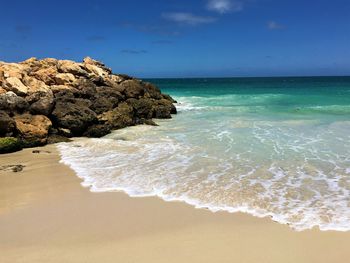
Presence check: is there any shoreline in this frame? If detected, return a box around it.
[1,145,350,263]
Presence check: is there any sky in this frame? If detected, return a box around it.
[0,0,350,78]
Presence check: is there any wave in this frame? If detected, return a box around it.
[57,119,350,232]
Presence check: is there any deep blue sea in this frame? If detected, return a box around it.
[58,77,350,231]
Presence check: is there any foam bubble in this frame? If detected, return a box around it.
[57,93,350,232]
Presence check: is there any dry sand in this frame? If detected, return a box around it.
[1,145,350,263]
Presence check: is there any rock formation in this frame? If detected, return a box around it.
[0,57,177,153]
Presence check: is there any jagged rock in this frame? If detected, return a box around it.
[83,57,112,74]
[14,114,52,147]
[3,77,28,95]
[162,94,177,103]
[52,101,97,135]
[0,111,15,136]
[121,79,145,98]
[127,98,154,119]
[31,67,57,85]
[27,91,54,116]
[58,60,88,76]
[92,97,116,114]
[99,102,134,129]
[22,75,50,93]
[153,99,177,118]
[84,124,112,138]
[54,73,76,85]
[0,92,29,112]
[72,78,97,98]
[143,82,162,99]
[0,63,25,79]
[0,57,176,153]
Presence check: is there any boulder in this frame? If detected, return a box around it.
[31,67,58,85]
[0,137,23,154]
[22,75,50,93]
[0,111,15,136]
[14,114,52,147]
[0,92,29,112]
[72,78,97,98]
[84,124,112,138]
[98,102,134,129]
[120,79,145,98]
[54,73,76,85]
[3,77,28,96]
[58,60,88,76]
[27,91,54,116]
[52,101,97,135]
[91,97,116,114]
[152,99,177,119]
[0,56,177,153]
[143,82,162,99]
[162,94,177,103]
[0,63,25,79]
[127,98,154,119]
[83,57,112,74]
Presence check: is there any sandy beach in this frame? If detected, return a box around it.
[0,145,349,263]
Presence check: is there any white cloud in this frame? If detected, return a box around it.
[207,0,243,14]
[162,12,216,26]
[267,21,284,30]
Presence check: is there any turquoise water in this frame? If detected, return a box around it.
[58,77,350,231]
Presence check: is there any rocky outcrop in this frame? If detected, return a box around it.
[0,57,176,153]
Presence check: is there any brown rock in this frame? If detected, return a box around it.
[0,111,15,136]
[127,98,154,119]
[83,57,112,74]
[14,114,52,146]
[120,79,145,98]
[99,102,134,129]
[0,92,29,112]
[84,124,112,138]
[26,91,54,116]
[52,101,97,135]
[143,82,162,99]
[152,99,177,119]
[3,77,28,96]
[0,63,25,79]
[54,73,76,85]
[22,75,50,93]
[31,67,58,85]
[58,60,88,76]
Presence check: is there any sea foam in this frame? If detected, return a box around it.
[58,80,350,232]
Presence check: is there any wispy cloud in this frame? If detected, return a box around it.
[267,21,284,30]
[162,12,216,26]
[121,49,148,54]
[206,0,243,14]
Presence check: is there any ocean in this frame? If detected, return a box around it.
[58,77,350,231]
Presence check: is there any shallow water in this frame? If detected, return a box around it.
[58,77,350,231]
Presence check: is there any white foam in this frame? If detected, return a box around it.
[56,102,350,232]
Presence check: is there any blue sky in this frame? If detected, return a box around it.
[0,0,349,78]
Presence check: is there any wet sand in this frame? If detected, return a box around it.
[1,145,350,263]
